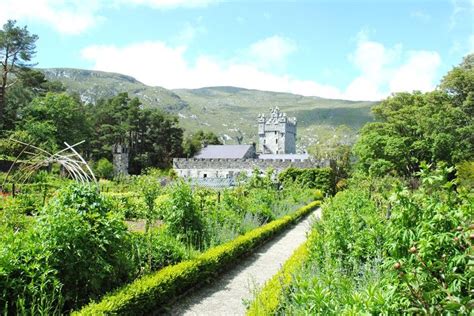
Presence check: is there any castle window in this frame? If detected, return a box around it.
[275,131,277,135]
[276,139,278,144]
[203,174,207,178]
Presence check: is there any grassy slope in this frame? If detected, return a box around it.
[42,69,376,149]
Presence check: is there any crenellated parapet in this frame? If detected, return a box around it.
[257,106,297,154]
[173,157,330,172]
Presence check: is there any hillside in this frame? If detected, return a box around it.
[41,68,188,112]
[42,68,376,150]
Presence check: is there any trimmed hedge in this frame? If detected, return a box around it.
[74,200,321,315]
[278,167,335,195]
[246,235,311,316]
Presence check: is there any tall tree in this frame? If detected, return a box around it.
[354,55,474,177]
[0,20,38,129]
[440,53,474,114]
[91,93,184,173]
[182,130,222,158]
[4,68,65,130]
[19,92,90,151]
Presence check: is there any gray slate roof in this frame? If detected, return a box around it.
[195,145,254,159]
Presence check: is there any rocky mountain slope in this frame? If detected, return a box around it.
[42,68,376,149]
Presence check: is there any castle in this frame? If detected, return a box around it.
[258,107,296,154]
[173,107,329,186]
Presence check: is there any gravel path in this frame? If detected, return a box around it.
[166,209,320,316]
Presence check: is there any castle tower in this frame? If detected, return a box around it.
[258,107,296,154]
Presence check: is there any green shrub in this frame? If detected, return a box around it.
[107,193,146,219]
[161,180,205,247]
[0,226,64,315]
[247,238,310,316]
[276,165,473,314]
[313,189,324,201]
[131,229,188,273]
[278,167,335,195]
[74,201,320,315]
[38,184,133,309]
[246,188,276,223]
[456,160,474,191]
[383,165,473,313]
[0,197,35,230]
[274,188,389,314]
[95,158,114,179]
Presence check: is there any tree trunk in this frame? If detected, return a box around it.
[0,72,6,129]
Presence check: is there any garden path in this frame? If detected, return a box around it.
[166,208,320,316]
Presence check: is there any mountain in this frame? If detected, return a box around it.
[41,68,188,111]
[42,68,377,150]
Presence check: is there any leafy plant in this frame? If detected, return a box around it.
[130,229,188,274]
[95,158,114,179]
[161,180,206,248]
[0,226,64,315]
[37,184,133,310]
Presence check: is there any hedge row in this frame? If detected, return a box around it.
[278,167,335,195]
[246,235,311,315]
[74,200,321,315]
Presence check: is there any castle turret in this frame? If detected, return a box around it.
[258,107,296,154]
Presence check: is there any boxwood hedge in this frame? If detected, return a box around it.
[74,200,321,315]
[246,235,311,315]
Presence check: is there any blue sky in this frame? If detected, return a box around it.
[1,0,473,100]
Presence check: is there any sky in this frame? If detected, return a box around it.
[1,0,473,101]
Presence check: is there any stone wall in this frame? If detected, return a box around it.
[173,157,331,179]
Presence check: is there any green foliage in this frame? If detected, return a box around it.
[74,201,320,315]
[456,161,474,192]
[18,92,90,151]
[275,165,473,314]
[160,180,205,247]
[278,167,335,195]
[90,93,184,173]
[0,20,39,131]
[0,226,64,315]
[273,184,393,314]
[383,164,473,313]
[94,158,114,179]
[313,189,324,201]
[105,192,145,219]
[38,184,133,309]
[182,129,222,157]
[354,55,474,177]
[308,125,355,181]
[440,53,474,111]
[247,239,310,316]
[130,229,188,273]
[4,68,65,131]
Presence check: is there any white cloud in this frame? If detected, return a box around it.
[81,42,189,87]
[248,36,297,69]
[390,52,441,92]
[0,0,217,35]
[344,34,440,100]
[81,33,442,101]
[0,0,102,35]
[81,39,344,99]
